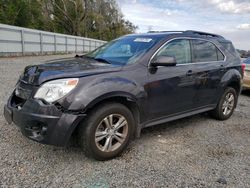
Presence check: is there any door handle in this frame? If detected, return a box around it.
[186,70,193,76]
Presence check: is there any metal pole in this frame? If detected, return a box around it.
[82,39,84,52]
[21,30,25,55]
[89,40,91,52]
[75,38,77,53]
[65,36,68,53]
[40,33,43,55]
[54,35,57,54]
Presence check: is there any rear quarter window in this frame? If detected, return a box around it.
[192,40,224,62]
[220,41,239,58]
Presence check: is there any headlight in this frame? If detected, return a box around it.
[34,78,79,103]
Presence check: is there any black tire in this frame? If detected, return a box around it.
[210,87,238,120]
[78,102,135,160]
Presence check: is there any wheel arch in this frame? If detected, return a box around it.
[221,68,242,95]
[227,80,241,95]
[72,93,142,141]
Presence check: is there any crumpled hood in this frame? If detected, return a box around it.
[20,57,123,85]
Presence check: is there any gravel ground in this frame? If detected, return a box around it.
[0,55,250,187]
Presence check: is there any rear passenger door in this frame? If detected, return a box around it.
[191,39,225,108]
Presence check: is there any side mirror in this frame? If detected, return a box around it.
[151,56,177,67]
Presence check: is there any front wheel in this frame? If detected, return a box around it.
[78,103,135,160]
[210,87,238,120]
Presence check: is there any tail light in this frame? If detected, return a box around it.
[242,63,246,75]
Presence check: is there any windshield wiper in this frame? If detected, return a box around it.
[94,58,112,64]
[76,54,94,59]
[76,54,111,64]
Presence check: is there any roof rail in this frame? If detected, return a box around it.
[147,31,184,33]
[147,30,225,39]
[184,30,224,39]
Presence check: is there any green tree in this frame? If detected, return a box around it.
[0,0,137,41]
[0,0,45,29]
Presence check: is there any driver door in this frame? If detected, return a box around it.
[145,39,197,121]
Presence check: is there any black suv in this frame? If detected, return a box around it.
[4,31,243,160]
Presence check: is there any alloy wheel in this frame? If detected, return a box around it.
[95,114,128,152]
[222,92,235,116]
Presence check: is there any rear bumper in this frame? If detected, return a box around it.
[4,95,85,146]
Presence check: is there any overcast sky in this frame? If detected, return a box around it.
[117,0,250,50]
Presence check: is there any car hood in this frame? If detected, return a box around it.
[20,57,123,85]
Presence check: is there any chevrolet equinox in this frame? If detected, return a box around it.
[4,30,243,160]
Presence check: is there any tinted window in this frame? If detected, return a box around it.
[192,40,221,62]
[220,41,238,57]
[155,39,191,64]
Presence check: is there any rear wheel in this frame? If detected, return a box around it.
[78,103,135,160]
[211,87,238,120]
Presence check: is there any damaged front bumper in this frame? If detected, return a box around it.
[4,93,85,146]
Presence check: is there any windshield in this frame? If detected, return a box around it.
[85,35,163,65]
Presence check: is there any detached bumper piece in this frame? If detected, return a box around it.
[4,94,85,146]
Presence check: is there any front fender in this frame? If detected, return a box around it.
[63,76,146,111]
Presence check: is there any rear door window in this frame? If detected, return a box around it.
[192,40,224,62]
